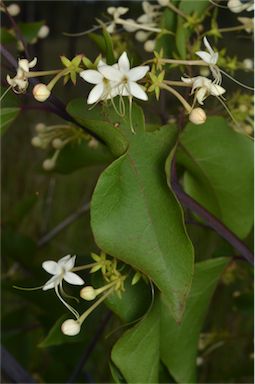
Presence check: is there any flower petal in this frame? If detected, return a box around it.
[42,260,59,275]
[195,51,212,64]
[196,88,207,105]
[80,70,103,84]
[203,37,214,56]
[128,66,149,81]
[210,84,226,96]
[118,52,130,73]
[42,275,59,290]
[58,255,72,266]
[87,83,104,104]
[64,272,85,285]
[63,255,76,271]
[18,59,29,72]
[29,57,37,68]
[98,65,122,81]
[128,81,148,100]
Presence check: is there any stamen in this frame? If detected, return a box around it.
[55,283,80,319]
[220,69,254,91]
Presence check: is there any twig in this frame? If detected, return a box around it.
[66,311,112,383]
[171,156,254,265]
[37,202,90,247]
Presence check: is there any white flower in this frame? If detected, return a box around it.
[42,254,84,290]
[6,3,20,16]
[181,76,226,105]
[106,6,129,33]
[99,52,150,101]
[38,25,50,39]
[227,0,254,13]
[80,60,119,104]
[196,37,221,84]
[7,57,37,93]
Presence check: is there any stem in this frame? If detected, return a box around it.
[217,25,247,33]
[0,85,12,101]
[167,1,189,20]
[27,69,63,77]
[116,18,161,33]
[47,68,69,91]
[170,155,254,265]
[71,263,96,272]
[164,80,192,87]
[160,83,192,113]
[79,288,115,325]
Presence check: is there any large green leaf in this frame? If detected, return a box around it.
[0,107,20,135]
[18,21,45,43]
[160,257,229,383]
[176,117,253,239]
[91,126,194,321]
[179,0,209,15]
[111,297,160,383]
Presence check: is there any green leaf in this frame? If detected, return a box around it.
[91,126,194,321]
[111,297,160,383]
[18,21,45,43]
[66,99,129,157]
[179,0,209,15]
[176,17,188,59]
[103,29,115,65]
[156,8,176,57]
[7,194,38,227]
[176,117,253,239]
[160,257,229,383]
[0,107,20,135]
[0,28,16,44]
[54,140,113,174]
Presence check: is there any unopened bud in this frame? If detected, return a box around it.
[157,0,169,6]
[38,25,50,39]
[80,286,97,301]
[135,31,149,42]
[123,19,138,32]
[243,58,253,71]
[189,108,207,125]
[7,3,20,16]
[52,138,64,149]
[43,158,55,171]
[35,122,46,133]
[239,104,247,112]
[31,136,42,147]
[144,40,156,52]
[61,319,80,336]
[33,83,51,102]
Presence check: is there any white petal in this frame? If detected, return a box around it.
[210,84,226,96]
[128,81,148,100]
[80,70,103,84]
[29,57,37,68]
[42,260,59,275]
[87,83,104,104]
[18,59,29,72]
[98,65,122,81]
[118,52,130,73]
[210,52,219,65]
[227,0,246,13]
[58,255,72,266]
[203,37,214,56]
[195,51,212,64]
[97,59,107,68]
[63,255,76,271]
[64,272,85,285]
[128,66,149,81]
[196,88,207,105]
[42,275,59,290]
[181,76,194,84]
[6,75,14,86]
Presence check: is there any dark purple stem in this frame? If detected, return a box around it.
[171,156,254,265]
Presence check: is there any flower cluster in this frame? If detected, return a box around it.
[80,51,150,104]
[7,57,37,93]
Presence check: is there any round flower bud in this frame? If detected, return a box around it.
[52,138,64,149]
[80,286,97,301]
[123,19,138,32]
[244,125,253,135]
[33,83,51,102]
[144,40,156,52]
[135,31,148,42]
[61,319,80,336]
[243,58,253,71]
[35,123,46,133]
[42,158,55,171]
[189,108,207,125]
[38,25,50,39]
[157,0,169,6]
[7,3,20,16]
[31,136,42,147]
[239,104,247,113]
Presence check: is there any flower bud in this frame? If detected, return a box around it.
[123,19,138,32]
[61,319,80,336]
[38,25,50,39]
[33,83,51,102]
[35,122,46,133]
[43,158,55,171]
[80,286,97,301]
[189,108,207,125]
[144,40,156,52]
[135,31,149,42]
[243,58,253,71]
[7,3,20,16]
[239,104,247,113]
[31,136,42,147]
[157,0,169,6]
[52,138,64,149]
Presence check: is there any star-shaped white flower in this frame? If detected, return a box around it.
[98,52,150,101]
[42,254,84,290]
[7,57,37,94]
[196,37,218,65]
[80,60,119,104]
[106,6,129,33]
[227,0,254,13]
[181,76,226,105]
